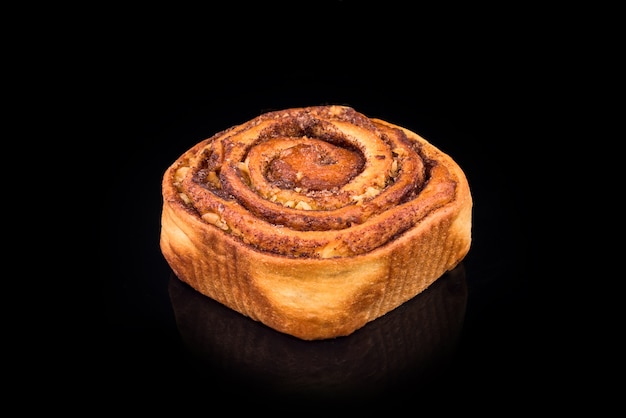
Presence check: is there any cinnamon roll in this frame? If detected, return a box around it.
[160,105,472,340]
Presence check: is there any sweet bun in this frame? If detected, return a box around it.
[160,105,472,340]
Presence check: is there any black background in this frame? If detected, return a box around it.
[101,2,543,411]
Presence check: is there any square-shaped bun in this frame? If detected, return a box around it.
[160,105,472,340]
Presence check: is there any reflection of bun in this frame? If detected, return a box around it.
[169,264,468,399]
[160,105,472,340]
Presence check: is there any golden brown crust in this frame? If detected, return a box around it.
[160,105,472,340]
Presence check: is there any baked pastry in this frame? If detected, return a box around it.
[160,105,472,340]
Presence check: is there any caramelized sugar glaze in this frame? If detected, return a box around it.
[164,105,459,259]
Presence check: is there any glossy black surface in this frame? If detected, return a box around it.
[102,9,537,408]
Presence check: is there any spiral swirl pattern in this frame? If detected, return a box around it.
[165,106,459,259]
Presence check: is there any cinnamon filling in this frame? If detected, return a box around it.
[171,105,453,258]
